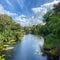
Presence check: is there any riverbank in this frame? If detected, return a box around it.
[43,43,60,60]
[0,35,24,60]
[0,14,24,60]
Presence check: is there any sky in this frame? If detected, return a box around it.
[0,0,60,26]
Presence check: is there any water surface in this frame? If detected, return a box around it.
[6,34,47,60]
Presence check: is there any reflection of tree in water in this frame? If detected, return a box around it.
[4,50,14,60]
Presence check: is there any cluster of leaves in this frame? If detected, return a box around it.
[43,3,60,48]
[30,24,42,35]
[0,14,24,60]
[23,24,42,35]
[0,14,24,43]
[41,3,60,59]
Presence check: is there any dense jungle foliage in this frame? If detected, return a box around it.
[0,14,24,60]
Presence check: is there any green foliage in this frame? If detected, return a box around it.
[43,10,53,23]
[45,33,59,48]
[0,15,23,51]
[30,24,42,35]
[0,14,24,60]
[0,14,24,42]
[23,26,31,34]
[42,2,60,59]
[53,2,60,13]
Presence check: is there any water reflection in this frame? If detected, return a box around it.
[12,34,47,60]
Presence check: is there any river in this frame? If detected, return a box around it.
[5,34,48,60]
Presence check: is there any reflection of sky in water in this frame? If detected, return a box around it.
[12,34,47,60]
[32,36,44,53]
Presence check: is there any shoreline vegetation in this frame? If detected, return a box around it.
[0,2,60,60]
[0,14,24,60]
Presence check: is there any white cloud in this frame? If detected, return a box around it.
[17,0,25,8]
[32,7,47,14]
[0,0,60,26]
[41,0,60,9]
[31,7,47,25]
[31,0,60,26]
[15,0,60,26]
[15,15,32,26]
[0,4,17,16]
[6,0,14,8]
[32,0,60,13]
[15,14,44,26]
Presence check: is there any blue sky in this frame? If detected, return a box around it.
[0,0,52,16]
[0,0,60,26]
